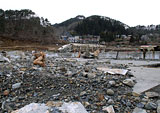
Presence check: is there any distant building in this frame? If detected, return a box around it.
[141,35,150,41]
[60,34,100,44]
[60,32,72,41]
[68,36,80,43]
[80,35,100,44]
[61,36,68,41]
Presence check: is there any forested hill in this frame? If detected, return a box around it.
[0,9,57,44]
[1,8,160,45]
[54,15,160,43]
[54,15,129,42]
[75,15,128,35]
[54,15,85,27]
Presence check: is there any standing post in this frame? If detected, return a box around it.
[116,51,119,59]
[143,49,146,60]
[152,50,155,60]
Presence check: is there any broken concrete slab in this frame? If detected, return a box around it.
[145,92,159,98]
[97,67,128,75]
[110,60,160,94]
[12,103,49,113]
[12,102,88,113]
[59,102,88,113]
[111,60,160,67]
[131,67,160,94]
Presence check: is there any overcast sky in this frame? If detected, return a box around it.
[0,0,160,26]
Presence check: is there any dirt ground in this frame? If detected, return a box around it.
[0,37,61,51]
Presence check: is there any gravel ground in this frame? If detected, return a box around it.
[0,51,159,113]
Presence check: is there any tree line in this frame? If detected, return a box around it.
[74,16,160,43]
[74,15,127,42]
[0,9,57,44]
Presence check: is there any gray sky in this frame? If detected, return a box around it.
[1,0,160,26]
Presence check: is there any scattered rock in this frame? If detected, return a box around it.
[133,107,147,113]
[109,80,116,86]
[132,92,140,97]
[145,102,157,110]
[46,101,63,107]
[12,103,49,113]
[83,101,90,107]
[157,100,160,105]
[107,99,114,105]
[97,93,105,101]
[136,102,145,108]
[157,100,160,113]
[3,90,10,96]
[106,89,114,96]
[0,55,10,62]
[158,106,160,113]
[87,73,96,78]
[80,91,86,96]
[102,105,115,113]
[59,102,88,113]
[0,50,158,113]
[123,79,135,87]
[12,82,22,89]
[145,92,159,98]
[127,71,134,76]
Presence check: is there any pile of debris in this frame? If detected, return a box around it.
[0,51,159,113]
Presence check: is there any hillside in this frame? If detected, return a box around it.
[53,15,85,36]
[54,15,129,42]
[54,15,160,44]
[75,15,129,35]
[1,8,160,46]
[0,9,58,45]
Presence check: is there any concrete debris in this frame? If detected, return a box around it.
[132,107,147,113]
[123,79,135,87]
[12,103,49,113]
[81,49,100,59]
[97,67,128,75]
[77,51,81,58]
[1,50,160,113]
[158,106,160,113]
[59,102,88,113]
[8,51,26,60]
[93,49,100,58]
[33,52,45,67]
[82,51,94,59]
[109,80,116,86]
[3,90,10,96]
[145,102,157,110]
[157,100,160,113]
[12,102,88,113]
[102,105,115,113]
[58,44,73,52]
[0,55,10,62]
[46,101,63,107]
[12,82,22,89]
[145,92,159,98]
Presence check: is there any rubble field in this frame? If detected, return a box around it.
[0,51,160,113]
